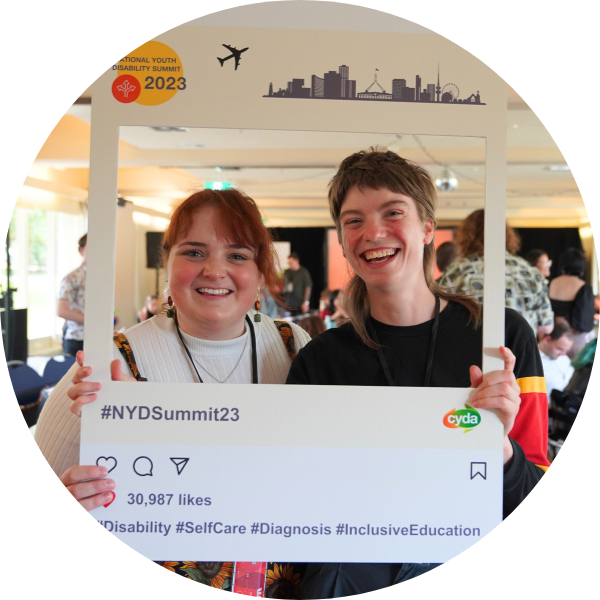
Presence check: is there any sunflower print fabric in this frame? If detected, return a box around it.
[155,561,306,597]
[265,563,307,598]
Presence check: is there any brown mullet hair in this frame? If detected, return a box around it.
[328,148,481,348]
[161,188,282,303]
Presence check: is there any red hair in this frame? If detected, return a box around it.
[162,189,281,302]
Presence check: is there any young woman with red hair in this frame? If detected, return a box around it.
[35,188,310,590]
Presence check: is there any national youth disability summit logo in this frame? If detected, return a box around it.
[443,406,481,432]
[111,41,186,106]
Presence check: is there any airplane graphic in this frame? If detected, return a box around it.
[217,44,249,70]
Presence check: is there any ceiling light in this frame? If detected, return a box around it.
[435,169,458,192]
[544,165,571,172]
[180,142,207,149]
[133,212,152,226]
[150,126,188,132]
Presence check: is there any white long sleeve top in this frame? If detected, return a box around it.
[35,313,310,476]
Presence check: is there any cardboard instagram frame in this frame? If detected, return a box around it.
[80,3,509,563]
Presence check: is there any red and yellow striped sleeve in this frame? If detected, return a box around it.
[516,376,546,395]
[513,376,550,468]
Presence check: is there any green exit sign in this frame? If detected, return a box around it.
[204,181,232,190]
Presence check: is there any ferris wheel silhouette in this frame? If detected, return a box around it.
[442,83,460,102]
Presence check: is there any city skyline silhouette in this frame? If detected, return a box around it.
[264,63,484,105]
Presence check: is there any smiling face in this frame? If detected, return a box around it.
[166,206,262,340]
[339,186,434,294]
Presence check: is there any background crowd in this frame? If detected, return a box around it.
[17,201,598,467]
[6,151,597,598]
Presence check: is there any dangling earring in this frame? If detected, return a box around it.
[166,296,175,319]
[254,287,262,322]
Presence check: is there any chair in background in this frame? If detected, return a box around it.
[42,354,76,387]
[7,361,47,427]
[37,354,77,415]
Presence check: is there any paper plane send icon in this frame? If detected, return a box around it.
[170,457,190,475]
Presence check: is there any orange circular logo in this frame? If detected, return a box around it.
[112,41,185,106]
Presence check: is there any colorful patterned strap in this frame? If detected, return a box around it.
[113,333,148,381]
[113,321,295,382]
[274,321,297,362]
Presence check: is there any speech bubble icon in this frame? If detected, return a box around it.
[96,456,117,474]
[133,456,153,476]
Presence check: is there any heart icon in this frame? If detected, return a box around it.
[96,456,117,474]
[104,492,117,508]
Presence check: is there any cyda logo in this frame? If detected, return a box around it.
[443,407,481,432]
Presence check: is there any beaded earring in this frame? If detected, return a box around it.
[166,296,175,319]
[254,288,261,322]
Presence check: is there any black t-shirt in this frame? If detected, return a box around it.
[287,302,546,598]
[288,301,540,388]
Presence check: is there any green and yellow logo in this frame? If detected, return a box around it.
[443,407,481,432]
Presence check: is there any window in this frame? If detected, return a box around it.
[4,207,85,347]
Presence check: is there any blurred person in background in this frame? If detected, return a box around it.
[565,338,597,401]
[297,315,327,339]
[439,209,553,337]
[259,283,279,319]
[526,248,552,296]
[137,294,159,323]
[319,288,332,320]
[435,240,457,281]
[538,320,574,404]
[548,247,596,357]
[283,252,313,315]
[549,337,596,445]
[57,233,87,356]
[526,249,552,280]
[328,289,349,328]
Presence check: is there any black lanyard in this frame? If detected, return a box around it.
[174,313,258,384]
[368,295,440,388]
